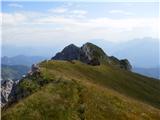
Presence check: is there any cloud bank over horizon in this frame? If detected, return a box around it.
[1,2,159,47]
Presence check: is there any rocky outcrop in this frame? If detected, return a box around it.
[120,59,132,71]
[1,79,19,108]
[52,42,108,66]
[109,56,132,71]
[28,64,40,75]
[52,42,132,70]
[80,43,108,65]
[1,64,41,108]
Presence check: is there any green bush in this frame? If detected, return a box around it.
[20,79,39,93]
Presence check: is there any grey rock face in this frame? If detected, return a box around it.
[1,79,18,107]
[31,64,40,73]
[80,43,107,65]
[109,56,132,71]
[28,64,40,76]
[52,43,106,66]
[51,42,132,70]
[81,43,93,61]
[1,64,40,108]
[120,59,132,71]
[1,64,42,108]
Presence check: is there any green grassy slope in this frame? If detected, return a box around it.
[40,60,160,109]
[2,60,160,120]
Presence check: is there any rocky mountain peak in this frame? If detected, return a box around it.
[52,43,82,61]
[52,42,132,70]
[63,44,78,51]
[82,42,107,59]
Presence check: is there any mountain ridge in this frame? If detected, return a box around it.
[52,42,132,70]
[1,42,160,120]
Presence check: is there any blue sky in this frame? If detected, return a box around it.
[1,1,159,47]
[1,0,159,2]
[2,2,158,18]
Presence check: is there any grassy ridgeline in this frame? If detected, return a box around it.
[2,60,160,120]
[40,60,160,109]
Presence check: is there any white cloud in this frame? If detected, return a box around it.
[1,13,27,25]
[8,3,23,8]
[69,10,87,18]
[48,6,88,18]
[2,11,159,47]
[32,16,158,33]
[48,7,68,13]
[109,10,133,15]
[70,10,87,15]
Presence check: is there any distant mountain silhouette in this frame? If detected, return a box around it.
[2,55,47,66]
[133,67,160,79]
[2,38,159,68]
[52,42,132,70]
[1,64,30,81]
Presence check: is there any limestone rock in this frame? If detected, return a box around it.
[1,79,18,108]
[51,42,132,70]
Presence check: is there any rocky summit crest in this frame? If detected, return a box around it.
[52,42,132,71]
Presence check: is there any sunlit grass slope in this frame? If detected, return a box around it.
[40,60,160,109]
[2,60,160,120]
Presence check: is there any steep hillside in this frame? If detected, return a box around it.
[2,43,160,120]
[2,60,160,120]
[40,60,160,108]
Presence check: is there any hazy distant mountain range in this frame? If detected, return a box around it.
[1,38,159,79]
[1,64,30,81]
[2,55,159,79]
[1,55,47,81]
[1,55,47,66]
[2,38,159,68]
[133,67,160,79]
